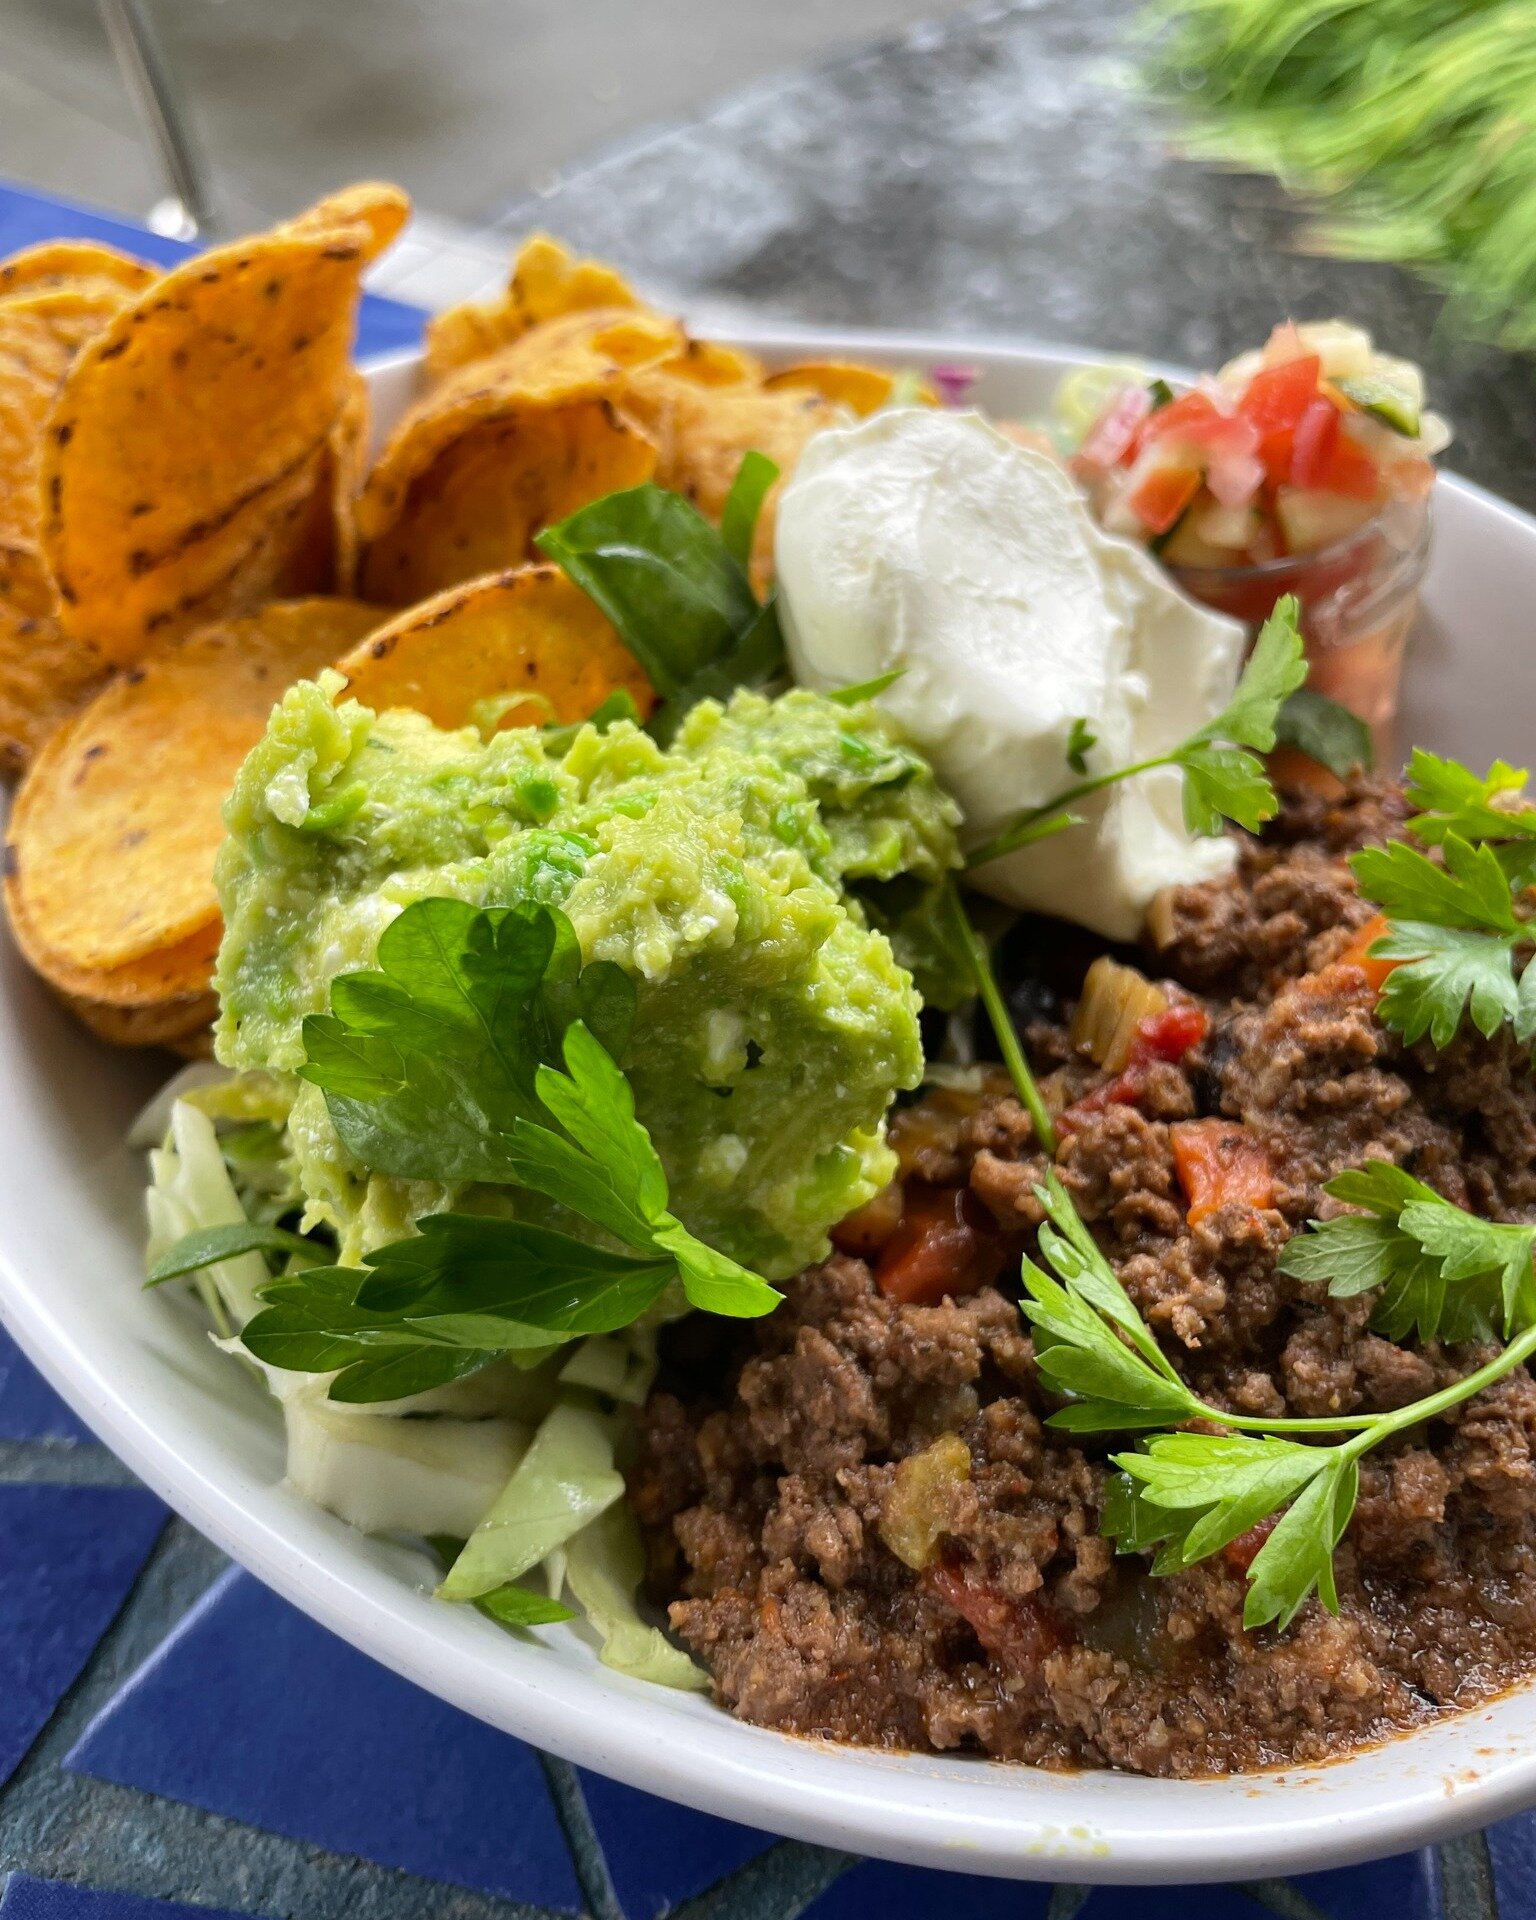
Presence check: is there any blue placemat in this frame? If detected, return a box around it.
[0,179,426,362]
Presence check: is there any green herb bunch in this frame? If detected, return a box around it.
[1145,0,1536,349]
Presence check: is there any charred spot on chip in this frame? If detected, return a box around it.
[53,422,73,446]
[2,844,18,879]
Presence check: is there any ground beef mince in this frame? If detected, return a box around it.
[631,778,1536,1776]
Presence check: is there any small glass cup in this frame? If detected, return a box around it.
[1167,487,1432,762]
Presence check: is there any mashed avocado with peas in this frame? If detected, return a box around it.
[214,679,963,1278]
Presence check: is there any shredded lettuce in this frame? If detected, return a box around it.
[438,1398,625,1602]
[564,1504,710,1691]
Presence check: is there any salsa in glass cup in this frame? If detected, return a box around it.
[1060,322,1447,753]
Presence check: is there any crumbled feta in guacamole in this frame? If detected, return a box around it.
[213,677,962,1279]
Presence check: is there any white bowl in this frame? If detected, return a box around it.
[2,333,1532,1885]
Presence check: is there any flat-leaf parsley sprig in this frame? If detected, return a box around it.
[1352,748,1536,1050]
[160,897,780,1402]
[1277,1159,1536,1343]
[965,595,1307,870]
[1021,1169,1536,1628]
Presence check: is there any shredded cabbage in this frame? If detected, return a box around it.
[146,1102,269,1332]
[283,1390,531,1538]
[138,1080,699,1685]
[564,1504,710,1691]
[439,1398,625,1601]
[127,1061,233,1149]
[558,1329,656,1405]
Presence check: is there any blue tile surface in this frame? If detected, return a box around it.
[577,1769,772,1917]
[803,1845,1437,1920]
[1480,1808,1536,1916]
[0,1484,165,1789]
[65,1570,583,1911]
[803,1862,1055,1920]
[0,1874,253,1920]
[0,177,425,361]
[0,1327,91,1444]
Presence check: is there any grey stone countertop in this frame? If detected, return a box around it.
[498,0,1534,516]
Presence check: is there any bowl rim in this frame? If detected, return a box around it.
[4,325,1535,1886]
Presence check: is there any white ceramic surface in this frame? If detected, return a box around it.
[1,332,1532,1885]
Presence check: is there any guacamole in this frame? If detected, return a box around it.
[214,680,962,1278]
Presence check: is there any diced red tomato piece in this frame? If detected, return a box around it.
[1169,1119,1275,1225]
[1318,428,1381,501]
[1126,460,1202,534]
[874,1183,1006,1306]
[926,1561,1069,1667]
[1060,1002,1209,1128]
[1289,397,1341,490]
[1238,354,1322,436]
[1222,1515,1278,1573]
[1132,1002,1209,1065]
[1141,389,1225,442]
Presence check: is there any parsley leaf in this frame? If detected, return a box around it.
[241,1217,680,1402]
[512,1023,782,1319]
[1273,687,1374,779]
[1107,1432,1356,1629]
[283,898,780,1391]
[145,1221,320,1287]
[1190,595,1308,756]
[1351,834,1519,934]
[1175,740,1280,836]
[1021,1174,1200,1430]
[1008,1150,1536,1630]
[1168,597,1308,837]
[535,482,759,699]
[1350,834,1529,1047]
[1278,1159,1530,1341]
[1372,922,1524,1047]
[1405,749,1536,847]
[299,900,633,1186]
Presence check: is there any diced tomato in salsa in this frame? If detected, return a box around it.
[1071,328,1431,574]
[1126,460,1202,534]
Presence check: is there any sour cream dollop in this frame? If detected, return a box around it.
[775,408,1248,941]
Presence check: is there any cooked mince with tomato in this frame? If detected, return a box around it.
[634,776,1536,1776]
